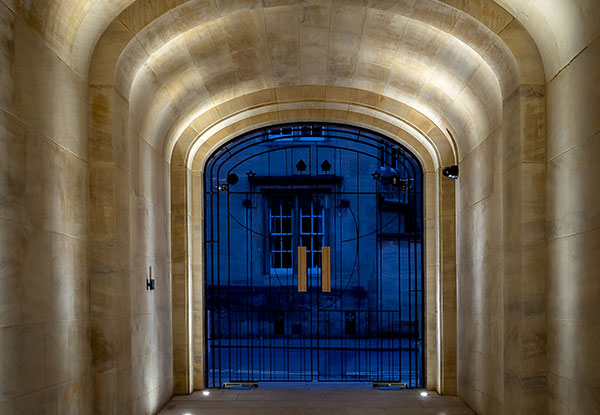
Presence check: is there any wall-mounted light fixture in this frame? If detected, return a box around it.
[215,183,229,191]
[442,165,459,179]
[146,266,156,291]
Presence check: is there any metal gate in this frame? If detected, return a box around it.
[204,123,423,387]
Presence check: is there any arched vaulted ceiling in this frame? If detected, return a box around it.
[117,0,512,166]
[8,0,596,83]
[9,0,586,166]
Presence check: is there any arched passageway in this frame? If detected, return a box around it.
[6,0,600,413]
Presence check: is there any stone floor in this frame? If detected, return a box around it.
[158,388,475,415]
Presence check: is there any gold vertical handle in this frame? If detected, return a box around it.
[321,246,331,292]
[298,246,307,292]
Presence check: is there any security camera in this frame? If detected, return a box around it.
[442,165,458,179]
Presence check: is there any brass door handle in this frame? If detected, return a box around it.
[321,246,331,292]
[298,246,307,292]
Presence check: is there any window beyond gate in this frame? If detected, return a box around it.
[205,123,424,387]
[269,198,324,274]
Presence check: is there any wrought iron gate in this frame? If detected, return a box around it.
[205,123,423,387]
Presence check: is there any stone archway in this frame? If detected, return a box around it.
[85,1,547,413]
[172,101,458,395]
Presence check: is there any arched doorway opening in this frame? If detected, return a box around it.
[204,123,424,388]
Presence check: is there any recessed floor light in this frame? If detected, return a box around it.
[202,390,210,396]
[420,391,428,397]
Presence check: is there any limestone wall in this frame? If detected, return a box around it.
[88,60,173,415]
[0,0,175,413]
[0,2,92,412]
[456,125,504,413]
[546,28,600,415]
